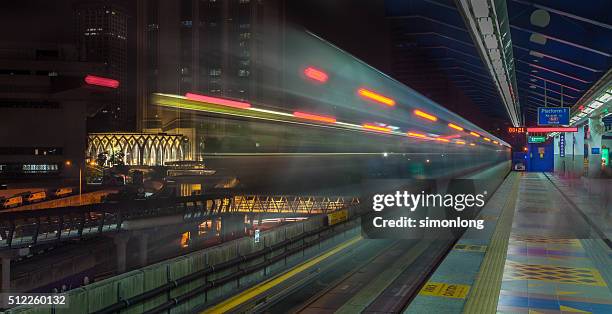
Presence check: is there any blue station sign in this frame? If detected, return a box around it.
[538,107,569,125]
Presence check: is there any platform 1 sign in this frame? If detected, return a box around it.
[538,107,569,126]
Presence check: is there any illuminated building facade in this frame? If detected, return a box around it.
[87,132,189,166]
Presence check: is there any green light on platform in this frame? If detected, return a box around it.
[528,136,546,143]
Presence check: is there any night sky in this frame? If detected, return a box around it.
[286,0,391,74]
[0,0,391,74]
[0,1,74,44]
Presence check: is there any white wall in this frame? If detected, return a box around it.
[553,116,604,156]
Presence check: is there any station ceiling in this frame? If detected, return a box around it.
[386,0,611,128]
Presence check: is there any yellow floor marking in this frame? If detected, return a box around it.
[557,291,580,295]
[559,305,591,313]
[419,282,471,299]
[200,236,362,313]
[504,261,607,287]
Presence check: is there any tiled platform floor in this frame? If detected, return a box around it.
[497,172,612,314]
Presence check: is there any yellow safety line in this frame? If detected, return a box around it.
[200,236,362,314]
[462,172,520,314]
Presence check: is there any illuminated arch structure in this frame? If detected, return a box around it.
[87,133,189,166]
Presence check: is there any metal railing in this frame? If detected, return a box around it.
[0,192,359,249]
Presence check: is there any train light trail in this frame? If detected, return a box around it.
[358,88,396,107]
[436,138,450,142]
[493,140,499,144]
[303,67,328,83]
[456,141,466,145]
[407,132,427,138]
[413,109,437,122]
[483,137,491,142]
[469,143,476,146]
[448,123,464,131]
[469,132,480,137]
[362,123,391,133]
[442,134,462,139]
[85,75,119,88]
[185,93,251,109]
[293,111,336,123]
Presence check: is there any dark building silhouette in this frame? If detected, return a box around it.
[75,2,130,131]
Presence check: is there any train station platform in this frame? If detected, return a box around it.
[407,172,612,314]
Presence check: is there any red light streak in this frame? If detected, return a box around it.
[413,109,437,121]
[448,123,464,131]
[293,111,336,123]
[358,88,396,106]
[185,93,251,109]
[303,67,328,83]
[84,75,119,88]
[527,127,578,132]
[442,134,462,139]
[362,123,391,133]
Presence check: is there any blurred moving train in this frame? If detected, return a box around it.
[0,187,73,209]
[150,28,512,190]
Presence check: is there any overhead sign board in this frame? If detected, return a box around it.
[538,107,569,125]
[528,136,546,143]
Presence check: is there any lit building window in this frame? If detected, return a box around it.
[22,164,59,173]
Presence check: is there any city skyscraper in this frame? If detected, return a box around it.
[75,1,129,131]
[136,0,286,131]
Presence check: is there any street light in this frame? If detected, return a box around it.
[65,160,82,203]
